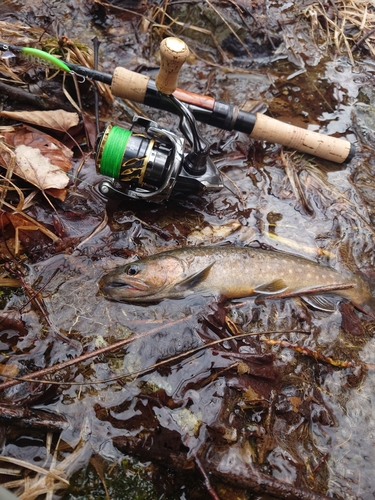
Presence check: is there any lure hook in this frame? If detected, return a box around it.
[70,71,86,83]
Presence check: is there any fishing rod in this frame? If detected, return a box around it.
[0,38,355,203]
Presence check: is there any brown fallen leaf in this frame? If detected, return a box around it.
[6,211,59,254]
[0,125,73,200]
[0,109,79,132]
[0,363,19,376]
[2,125,73,172]
[44,187,69,201]
[186,221,242,244]
[14,144,69,190]
[6,211,59,246]
[0,278,22,287]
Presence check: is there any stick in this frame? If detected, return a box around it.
[0,317,189,392]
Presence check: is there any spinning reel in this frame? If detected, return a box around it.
[95,38,222,203]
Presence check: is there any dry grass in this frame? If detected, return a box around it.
[305,0,375,63]
[0,429,100,500]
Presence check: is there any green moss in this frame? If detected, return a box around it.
[0,287,24,310]
[62,458,179,500]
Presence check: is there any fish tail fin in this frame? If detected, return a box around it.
[359,296,375,320]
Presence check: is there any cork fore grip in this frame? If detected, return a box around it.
[251,113,354,163]
[155,37,189,95]
[111,67,150,102]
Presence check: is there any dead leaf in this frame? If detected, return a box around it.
[287,396,302,413]
[6,211,59,254]
[15,144,69,190]
[0,211,10,230]
[2,125,73,172]
[0,364,19,378]
[243,386,262,402]
[7,212,39,230]
[0,110,79,132]
[223,427,237,442]
[187,221,241,244]
[237,361,251,375]
[0,126,72,200]
[6,211,59,244]
[44,187,69,202]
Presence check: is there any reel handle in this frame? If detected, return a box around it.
[111,36,189,98]
[155,37,190,94]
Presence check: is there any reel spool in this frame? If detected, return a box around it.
[95,117,185,202]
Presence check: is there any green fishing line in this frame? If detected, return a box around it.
[21,47,71,72]
[99,125,132,179]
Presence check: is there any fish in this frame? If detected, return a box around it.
[99,246,375,318]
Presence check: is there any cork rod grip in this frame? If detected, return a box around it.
[155,37,189,95]
[250,113,354,163]
[111,67,150,102]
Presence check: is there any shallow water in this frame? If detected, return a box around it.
[0,1,375,499]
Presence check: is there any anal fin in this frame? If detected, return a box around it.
[301,294,338,313]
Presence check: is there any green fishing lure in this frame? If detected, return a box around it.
[0,42,70,72]
[20,47,71,72]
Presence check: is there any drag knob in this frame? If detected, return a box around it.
[155,37,189,95]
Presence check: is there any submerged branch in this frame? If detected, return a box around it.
[0,81,74,111]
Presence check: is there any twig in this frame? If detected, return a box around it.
[203,458,332,500]
[0,456,69,485]
[0,329,302,390]
[0,316,190,392]
[0,81,74,111]
[262,338,355,369]
[280,150,314,216]
[193,453,220,500]
[76,210,108,249]
[352,27,375,51]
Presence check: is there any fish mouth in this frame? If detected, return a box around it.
[101,276,150,293]
[105,279,150,292]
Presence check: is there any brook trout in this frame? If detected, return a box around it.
[99,246,375,317]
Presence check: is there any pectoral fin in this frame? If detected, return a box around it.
[301,294,338,313]
[173,262,215,293]
[254,279,288,295]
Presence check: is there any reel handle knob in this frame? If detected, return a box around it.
[155,37,189,95]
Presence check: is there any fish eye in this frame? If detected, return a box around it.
[125,264,139,276]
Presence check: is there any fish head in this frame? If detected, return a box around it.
[99,255,186,302]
